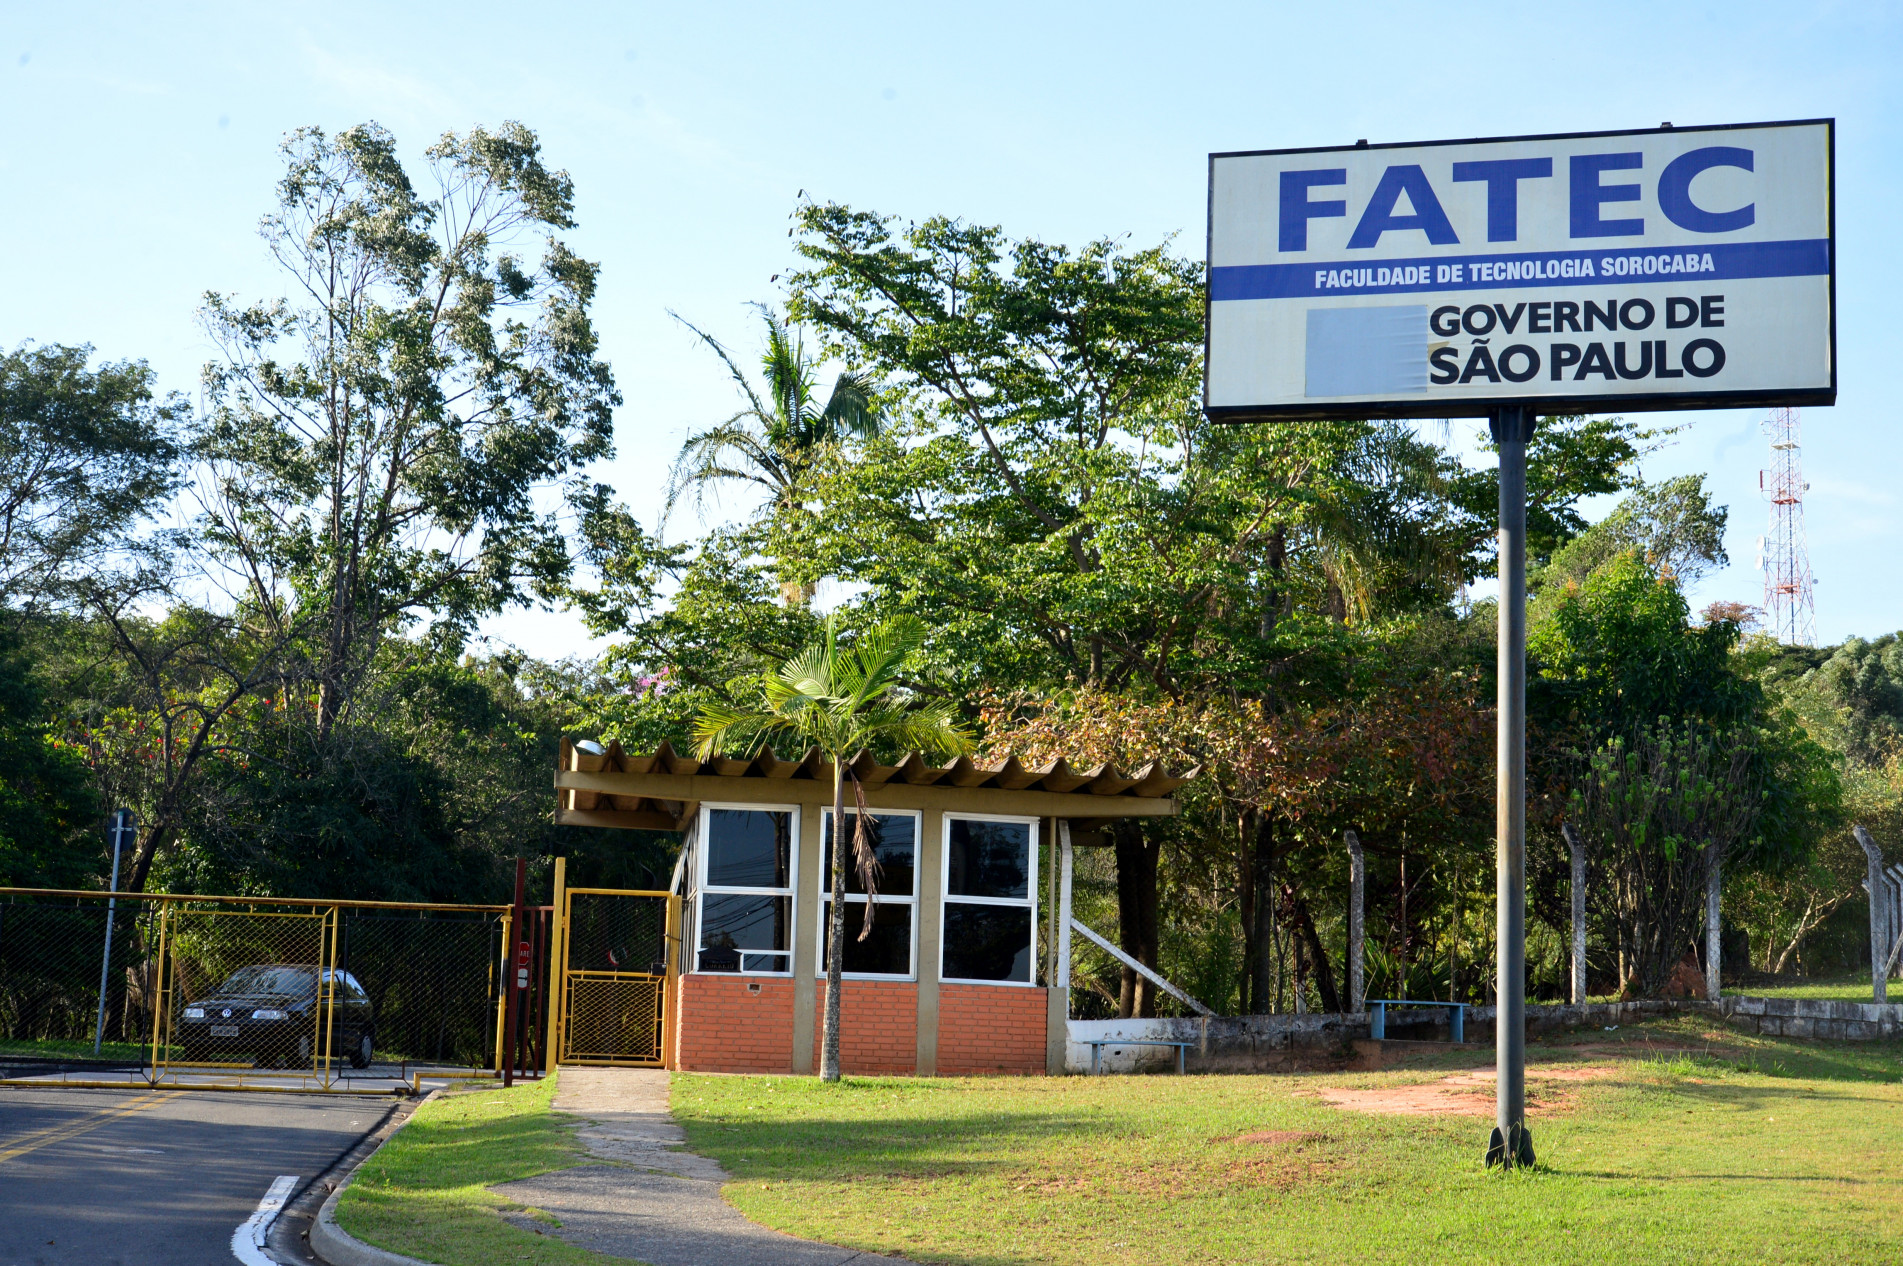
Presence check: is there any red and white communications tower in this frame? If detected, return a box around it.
[1757,407,1816,646]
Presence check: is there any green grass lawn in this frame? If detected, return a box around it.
[1737,975,1891,1002]
[0,1036,157,1061]
[675,1017,1903,1266]
[334,1072,613,1266]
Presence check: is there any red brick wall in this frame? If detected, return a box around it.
[675,973,795,1073]
[810,979,918,1075]
[936,983,1049,1075]
[674,975,1045,1076]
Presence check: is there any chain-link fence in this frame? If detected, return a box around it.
[0,888,518,1092]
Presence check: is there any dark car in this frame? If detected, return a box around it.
[177,965,375,1069]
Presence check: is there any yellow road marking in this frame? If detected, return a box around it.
[0,1090,184,1164]
[0,1092,163,1154]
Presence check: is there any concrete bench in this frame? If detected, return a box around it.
[1087,1037,1194,1074]
[1368,999,1468,1043]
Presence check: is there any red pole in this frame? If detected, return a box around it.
[504,859,526,1087]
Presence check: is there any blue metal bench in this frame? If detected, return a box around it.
[1087,1037,1194,1074]
[1367,999,1469,1043]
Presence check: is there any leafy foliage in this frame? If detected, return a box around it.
[0,626,99,887]
[0,343,183,618]
[198,121,619,735]
[664,305,878,543]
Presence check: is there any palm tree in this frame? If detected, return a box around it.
[666,306,878,603]
[693,613,971,1081]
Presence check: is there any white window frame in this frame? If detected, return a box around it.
[692,801,800,977]
[938,812,1040,987]
[816,806,922,981]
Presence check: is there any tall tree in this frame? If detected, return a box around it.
[198,120,619,738]
[693,614,971,1082]
[1531,551,1838,993]
[1538,474,1729,593]
[0,343,183,619]
[664,306,877,534]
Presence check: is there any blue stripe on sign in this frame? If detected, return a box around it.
[1210,238,1829,302]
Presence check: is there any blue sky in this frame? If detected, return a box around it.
[3,2,1897,655]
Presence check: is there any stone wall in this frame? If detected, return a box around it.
[1713,994,1903,1041]
[1066,994,1903,1074]
[1064,1014,1365,1073]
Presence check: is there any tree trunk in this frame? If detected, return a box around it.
[1259,525,1288,638]
[1290,890,1341,1013]
[1115,821,1159,1018]
[821,763,846,1081]
[1249,816,1276,1014]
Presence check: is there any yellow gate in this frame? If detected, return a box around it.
[147,904,345,1088]
[557,888,678,1067]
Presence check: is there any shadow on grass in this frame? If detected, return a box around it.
[680,1104,1108,1182]
[353,1083,583,1194]
[1540,1021,1903,1086]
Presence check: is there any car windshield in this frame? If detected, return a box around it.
[216,966,315,996]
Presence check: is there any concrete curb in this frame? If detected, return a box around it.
[310,1183,433,1266]
[307,1090,440,1266]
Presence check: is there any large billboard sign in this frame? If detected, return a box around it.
[1205,120,1834,420]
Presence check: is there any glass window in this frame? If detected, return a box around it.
[942,904,1034,983]
[695,806,796,974]
[821,810,916,896]
[818,809,918,978]
[946,819,1029,899]
[698,894,792,973]
[941,816,1037,984]
[821,902,914,976]
[705,808,792,888]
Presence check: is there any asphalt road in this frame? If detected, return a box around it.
[0,1085,393,1266]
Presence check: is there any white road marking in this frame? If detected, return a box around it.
[231,1174,298,1265]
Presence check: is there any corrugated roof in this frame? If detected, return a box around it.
[557,737,1199,830]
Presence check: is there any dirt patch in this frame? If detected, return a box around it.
[1318,1064,1616,1117]
[1234,1129,1321,1146]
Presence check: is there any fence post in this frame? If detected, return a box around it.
[1891,864,1903,979]
[1346,830,1365,1013]
[664,891,682,1070]
[322,907,340,1088]
[545,857,567,1072]
[1705,852,1722,1002]
[147,906,171,1084]
[92,809,134,1055]
[1856,827,1887,1004]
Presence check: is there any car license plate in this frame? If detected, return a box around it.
[211,1025,239,1037]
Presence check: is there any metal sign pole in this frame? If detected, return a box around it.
[92,809,135,1057]
[1488,407,1534,1169]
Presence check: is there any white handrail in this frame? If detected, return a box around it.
[1069,917,1213,1017]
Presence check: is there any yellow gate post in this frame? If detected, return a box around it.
[663,893,681,1070]
[146,905,172,1084]
[320,907,340,1088]
[493,909,512,1074]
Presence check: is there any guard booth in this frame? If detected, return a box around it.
[550,740,1194,1076]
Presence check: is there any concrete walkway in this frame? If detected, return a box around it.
[491,1068,911,1265]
